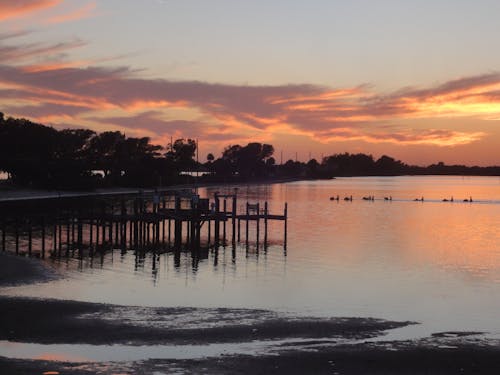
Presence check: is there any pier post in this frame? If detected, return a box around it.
[28,219,32,257]
[264,201,268,248]
[1,221,5,252]
[52,220,57,257]
[15,219,19,255]
[108,217,113,247]
[174,195,182,248]
[77,213,83,257]
[133,200,139,248]
[95,219,100,253]
[207,219,211,246]
[122,205,127,250]
[284,202,288,252]
[237,218,241,242]
[115,218,119,246]
[223,199,227,242]
[58,219,62,256]
[66,218,70,256]
[168,219,171,247]
[214,193,220,245]
[232,195,236,243]
[162,218,165,245]
[129,215,133,248]
[89,218,93,248]
[245,203,249,245]
[70,214,75,250]
[41,217,46,259]
[256,203,260,247]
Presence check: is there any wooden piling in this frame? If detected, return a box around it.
[264,201,268,247]
[284,202,288,251]
[15,220,19,255]
[223,199,227,241]
[214,193,220,245]
[245,203,249,245]
[58,219,62,256]
[237,218,241,242]
[41,217,46,259]
[256,202,260,246]
[66,218,70,256]
[77,214,83,257]
[231,195,237,243]
[1,221,6,252]
[89,218,93,248]
[53,220,57,257]
[28,219,32,257]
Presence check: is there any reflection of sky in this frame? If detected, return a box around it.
[2,1,500,165]
[1,177,500,337]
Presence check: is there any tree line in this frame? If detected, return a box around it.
[0,113,498,189]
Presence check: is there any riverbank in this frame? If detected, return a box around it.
[1,254,500,374]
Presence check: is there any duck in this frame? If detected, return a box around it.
[384,196,392,201]
[463,196,473,202]
[329,195,340,201]
[443,196,453,202]
[344,195,353,201]
[414,197,424,202]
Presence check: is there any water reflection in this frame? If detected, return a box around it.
[1,176,500,337]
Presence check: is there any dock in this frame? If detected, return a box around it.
[0,189,288,259]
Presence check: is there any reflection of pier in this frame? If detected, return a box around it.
[0,189,287,259]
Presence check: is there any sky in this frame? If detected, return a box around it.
[1,0,500,166]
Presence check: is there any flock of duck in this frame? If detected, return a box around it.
[329,195,474,202]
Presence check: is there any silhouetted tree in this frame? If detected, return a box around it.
[88,131,126,179]
[166,138,197,171]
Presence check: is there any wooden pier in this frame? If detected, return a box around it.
[0,189,287,259]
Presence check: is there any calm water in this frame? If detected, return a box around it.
[2,176,500,340]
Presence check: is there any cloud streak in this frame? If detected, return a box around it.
[0,0,62,21]
[45,1,96,24]
[0,39,86,64]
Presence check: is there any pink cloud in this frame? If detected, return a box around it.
[0,0,62,21]
[1,53,497,147]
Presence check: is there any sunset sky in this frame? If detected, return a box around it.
[1,0,500,165]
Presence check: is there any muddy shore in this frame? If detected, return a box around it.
[1,253,500,374]
[2,340,500,374]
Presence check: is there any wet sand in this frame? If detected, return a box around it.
[0,253,58,286]
[0,297,409,346]
[2,341,500,374]
[1,253,500,374]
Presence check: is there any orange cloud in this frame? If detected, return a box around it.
[0,0,62,21]
[45,1,96,24]
[21,60,90,73]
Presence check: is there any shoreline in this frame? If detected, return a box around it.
[0,176,311,203]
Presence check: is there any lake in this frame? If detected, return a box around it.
[2,175,500,341]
